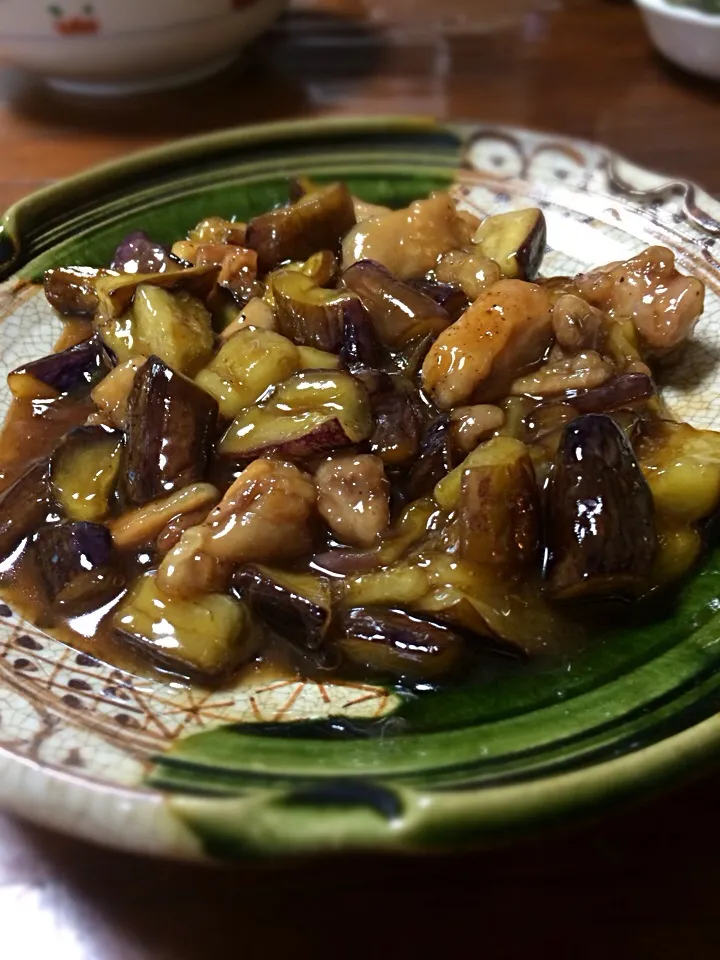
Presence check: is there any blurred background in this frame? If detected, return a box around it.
[0,0,718,207]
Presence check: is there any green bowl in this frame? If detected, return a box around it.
[1,116,720,861]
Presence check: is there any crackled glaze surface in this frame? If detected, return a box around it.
[1,121,720,858]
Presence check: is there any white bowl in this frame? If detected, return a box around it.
[0,0,286,95]
[636,0,720,80]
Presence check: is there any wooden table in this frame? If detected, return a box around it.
[1,1,720,956]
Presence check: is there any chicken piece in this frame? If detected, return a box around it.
[510,350,614,397]
[342,192,475,280]
[315,454,390,548]
[435,249,502,301]
[195,243,258,293]
[352,197,392,222]
[157,459,316,599]
[449,404,505,453]
[575,246,704,354]
[421,279,553,408]
[157,526,233,599]
[552,294,603,352]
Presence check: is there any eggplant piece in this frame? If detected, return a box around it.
[51,425,122,523]
[337,607,466,681]
[0,461,51,559]
[232,564,331,653]
[473,208,547,281]
[435,436,532,511]
[218,370,372,460]
[8,336,112,401]
[94,263,220,319]
[113,573,258,680]
[110,231,177,274]
[246,182,356,273]
[195,327,300,420]
[369,388,422,467]
[339,564,430,609]
[90,356,145,429]
[288,175,320,202]
[34,521,123,613]
[342,260,450,347]
[406,278,469,322]
[456,439,539,569]
[131,285,215,377]
[637,421,720,526]
[561,372,654,414]
[44,267,101,317]
[545,414,657,599]
[124,356,219,506]
[405,417,455,500]
[393,333,435,378]
[416,555,542,657]
[297,346,342,371]
[272,269,351,352]
[340,297,384,368]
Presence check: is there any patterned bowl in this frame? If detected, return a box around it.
[1,117,720,861]
[0,0,286,95]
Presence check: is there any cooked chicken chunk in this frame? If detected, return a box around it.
[510,350,614,397]
[315,454,390,547]
[575,246,704,354]
[552,294,603,352]
[421,279,553,408]
[435,249,502,301]
[449,404,505,453]
[157,459,316,598]
[342,192,476,280]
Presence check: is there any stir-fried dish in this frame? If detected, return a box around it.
[0,179,718,688]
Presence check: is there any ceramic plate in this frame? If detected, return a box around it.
[1,116,720,862]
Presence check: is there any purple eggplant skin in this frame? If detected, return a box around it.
[8,335,113,399]
[406,278,469,323]
[337,606,467,681]
[405,416,455,500]
[340,298,384,368]
[110,231,176,274]
[44,267,100,317]
[123,356,219,506]
[0,461,51,559]
[246,182,356,274]
[544,413,657,600]
[561,372,655,415]
[370,388,422,467]
[34,521,123,612]
[342,260,451,347]
[232,565,330,653]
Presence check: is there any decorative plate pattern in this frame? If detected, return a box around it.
[0,117,719,860]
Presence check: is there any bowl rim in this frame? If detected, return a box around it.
[636,0,720,25]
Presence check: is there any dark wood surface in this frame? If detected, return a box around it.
[1,1,720,957]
